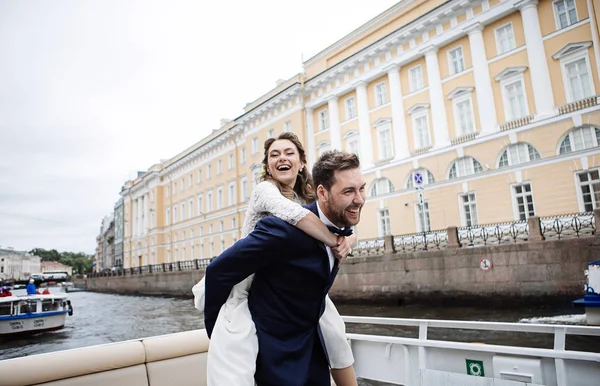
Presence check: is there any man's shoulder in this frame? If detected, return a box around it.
[256,216,308,238]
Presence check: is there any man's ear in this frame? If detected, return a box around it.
[316,185,327,201]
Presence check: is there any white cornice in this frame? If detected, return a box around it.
[552,41,593,60]
[494,66,528,82]
[447,86,474,99]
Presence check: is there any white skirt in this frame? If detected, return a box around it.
[194,276,354,386]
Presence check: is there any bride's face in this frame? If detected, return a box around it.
[266,139,304,189]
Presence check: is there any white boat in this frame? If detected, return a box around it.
[0,294,73,337]
[0,316,598,386]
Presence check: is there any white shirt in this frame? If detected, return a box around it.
[316,202,345,272]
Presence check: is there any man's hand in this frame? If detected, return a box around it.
[331,236,352,262]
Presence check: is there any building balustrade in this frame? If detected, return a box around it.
[450,131,479,146]
[410,145,433,157]
[88,210,599,278]
[499,115,534,132]
[558,95,600,115]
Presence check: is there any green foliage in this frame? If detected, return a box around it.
[29,248,94,274]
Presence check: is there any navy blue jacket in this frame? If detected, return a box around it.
[204,201,338,386]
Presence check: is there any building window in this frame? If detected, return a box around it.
[191,245,195,258]
[181,203,185,221]
[166,185,170,198]
[370,178,394,197]
[220,239,225,253]
[578,169,600,211]
[406,169,435,189]
[228,182,236,206]
[241,148,246,164]
[375,121,393,160]
[232,217,236,229]
[499,143,541,167]
[252,137,259,154]
[284,121,292,132]
[460,193,478,227]
[513,183,535,221]
[217,187,223,209]
[345,97,356,120]
[554,0,578,29]
[564,57,594,102]
[217,160,222,175]
[375,83,387,106]
[173,206,178,223]
[173,182,177,194]
[207,165,212,179]
[206,191,213,212]
[378,209,391,236]
[449,157,484,179]
[228,154,234,170]
[241,177,248,201]
[503,78,528,120]
[166,208,170,226]
[210,242,214,257]
[197,170,202,183]
[415,201,431,232]
[346,133,360,157]
[189,199,194,218]
[197,194,203,215]
[453,95,475,136]
[251,166,261,186]
[317,142,331,157]
[448,46,465,75]
[181,178,185,192]
[559,125,600,154]
[409,65,423,92]
[412,111,431,149]
[495,23,516,55]
[268,129,275,138]
[219,221,224,232]
[319,109,329,131]
[189,175,193,188]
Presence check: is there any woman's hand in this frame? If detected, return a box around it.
[331,236,352,261]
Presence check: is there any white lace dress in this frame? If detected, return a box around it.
[192,181,354,386]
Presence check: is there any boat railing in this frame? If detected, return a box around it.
[341,316,600,386]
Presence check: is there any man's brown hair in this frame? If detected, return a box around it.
[312,151,361,191]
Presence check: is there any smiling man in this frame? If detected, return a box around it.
[204,150,365,386]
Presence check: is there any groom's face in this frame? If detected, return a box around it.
[319,167,366,227]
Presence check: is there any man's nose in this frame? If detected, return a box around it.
[353,192,365,205]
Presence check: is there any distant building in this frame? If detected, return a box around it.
[94,214,115,271]
[0,248,42,280]
[41,261,73,277]
[114,198,124,269]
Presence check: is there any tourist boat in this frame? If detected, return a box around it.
[0,294,73,337]
[0,315,598,386]
[574,260,600,326]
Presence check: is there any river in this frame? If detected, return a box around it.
[0,288,596,361]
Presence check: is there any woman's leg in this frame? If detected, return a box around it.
[331,366,358,386]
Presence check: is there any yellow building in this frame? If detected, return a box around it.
[119,0,600,269]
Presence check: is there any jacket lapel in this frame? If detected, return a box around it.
[306,201,339,284]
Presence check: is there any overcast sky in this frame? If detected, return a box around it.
[0,0,399,255]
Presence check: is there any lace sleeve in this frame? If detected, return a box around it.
[250,181,310,226]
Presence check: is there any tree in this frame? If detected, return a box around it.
[29,248,94,274]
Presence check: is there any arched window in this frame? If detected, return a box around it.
[498,143,541,168]
[559,125,600,154]
[406,169,435,189]
[370,178,394,197]
[448,157,483,179]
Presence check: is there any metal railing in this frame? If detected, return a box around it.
[393,230,448,252]
[88,258,213,278]
[353,238,385,256]
[540,212,595,240]
[458,220,529,247]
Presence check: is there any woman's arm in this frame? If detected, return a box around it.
[251,181,338,247]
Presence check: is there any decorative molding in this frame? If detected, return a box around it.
[407,103,431,114]
[447,86,474,99]
[494,66,528,81]
[552,41,593,60]
[373,118,392,127]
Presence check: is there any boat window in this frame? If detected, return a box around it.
[0,302,11,316]
[20,300,37,314]
[41,300,59,312]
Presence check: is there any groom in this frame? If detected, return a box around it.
[204,150,365,386]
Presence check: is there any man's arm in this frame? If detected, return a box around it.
[203,217,290,337]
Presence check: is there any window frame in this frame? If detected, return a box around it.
[319,109,330,131]
[240,148,246,164]
[408,65,423,92]
[375,121,394,160]
[510,182,536,221]
[283,121,292,132]
[459,192,479,227]
[448,156,484,179]
[414,201,431,233]
[228,154,234,170]
[228,181,236,206]
[498,143,541,168]
[370,178,394,197]
[217,186,224,209]
[252,137,259,154]
[241,177,248,201]
[559,50,596,103]
[345,131,360,157]
[206,190,213,212]
[494,22,516,56]
[558,125,600,154]
[447,45,465,75]
[375,82,388,106]
[378,208,391,237]
[197,194,203,215]
[451,92,476,136]
[553,0,578,30]
[410,108,431,149]
[500,75,530,121]
[268,128,275,138]
[576,169,600,212]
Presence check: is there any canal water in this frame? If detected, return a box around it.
[0,288,596,361]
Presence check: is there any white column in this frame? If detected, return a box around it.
[465,23,498,133]
[385,64,410,159]
[355,81,374,168]
[423,46,450,147]
[327,96,342,150]
[516,0,555,117]
[305,108,316,167]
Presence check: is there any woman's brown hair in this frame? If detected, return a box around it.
[260,132,316,203]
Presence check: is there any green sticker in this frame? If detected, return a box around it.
[466,359,485,377]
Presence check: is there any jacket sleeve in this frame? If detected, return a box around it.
[203,216,291,337]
